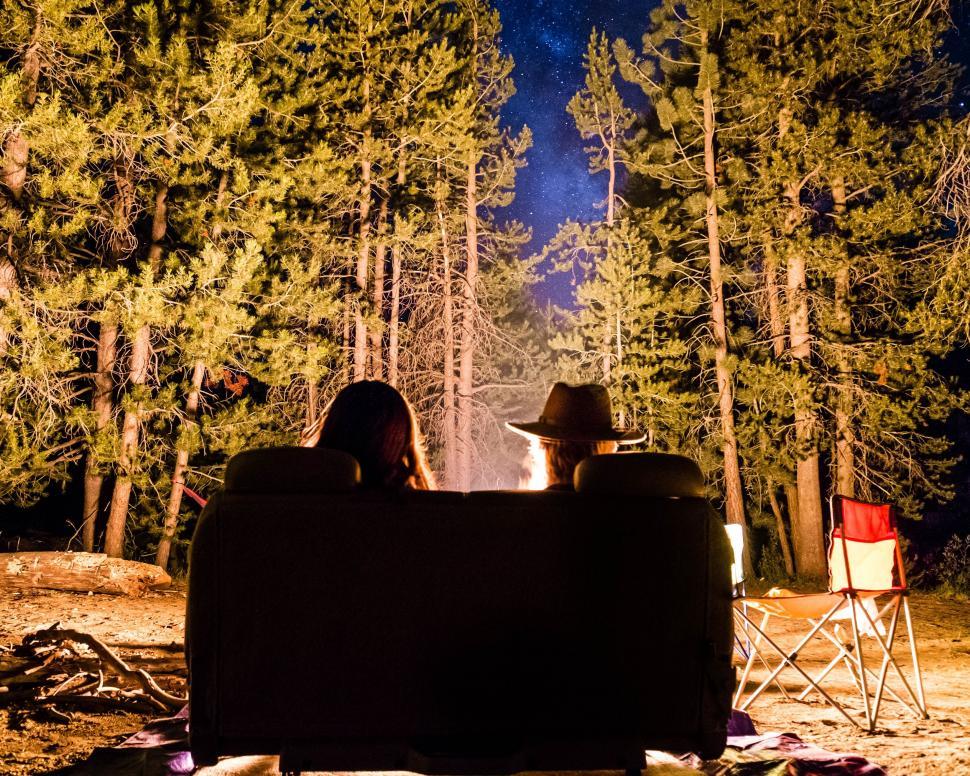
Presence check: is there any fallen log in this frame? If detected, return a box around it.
[0,552,171,596]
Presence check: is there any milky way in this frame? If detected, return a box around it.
[493,0,652,306]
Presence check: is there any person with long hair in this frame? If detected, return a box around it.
[301,381,436,490]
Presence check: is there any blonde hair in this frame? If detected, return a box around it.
[541,439,617,488]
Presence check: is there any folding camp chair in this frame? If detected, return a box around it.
[733,495,928,731]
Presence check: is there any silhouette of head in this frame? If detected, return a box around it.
[316,380,435,490]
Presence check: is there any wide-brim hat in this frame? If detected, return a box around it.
[506,382,645,444]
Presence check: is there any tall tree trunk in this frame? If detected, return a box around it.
[456,16,481,492]
[341,279,351,383]
[764,239,787,358]
[601,143,617,387]
[763,239,797,575]
[81,322,118,552]
[785,183,826,577]
[103,185,167,559]
[767,479,796,577]
[388,155,405,387]
[0,12,41,352]
[700,40,749,572]
[389,244,401,387]
[370,197,388,380]
[156,360,204,569]
[436,168,458,488]
[354,82,373,381]
[156,172,228,570]
[457,152,479,491]
[0,252,17,357]
[307,380,318,428]
[831,177,855,497]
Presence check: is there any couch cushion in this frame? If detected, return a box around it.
[224,447,360,494]
[574,452,704,498]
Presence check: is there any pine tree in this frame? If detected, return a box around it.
[720,0,962,572]
[455,0,529,490]
[566,29,636,388]
[0,0,123,521]
[615,0,751,565]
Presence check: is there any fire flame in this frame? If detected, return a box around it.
[518,437,548,490]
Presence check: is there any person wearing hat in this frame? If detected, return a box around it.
[507,382,645,491]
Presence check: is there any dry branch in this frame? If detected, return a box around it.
[1,626,186,719]
[24,628,186,710]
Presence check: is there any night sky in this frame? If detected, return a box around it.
[493,0,653,307]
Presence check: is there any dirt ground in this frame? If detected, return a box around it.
[0,587,967,775]
[737,592,970,775]
[0,585,187,776]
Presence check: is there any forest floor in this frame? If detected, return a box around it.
[0,587,968,775]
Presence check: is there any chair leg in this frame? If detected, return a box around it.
[848,596,874,731]
[733,605,862,728]
[871,597,903,725]
[733,611,766,708]
[797,648,846,702]
[902,596,929,718]
[830,612,918,717]
[858,596,927,720]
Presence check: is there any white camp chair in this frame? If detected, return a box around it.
[733,496,928,731]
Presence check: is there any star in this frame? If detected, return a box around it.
[492,0,652,307]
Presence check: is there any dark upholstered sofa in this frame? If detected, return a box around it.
[186,448,734,774]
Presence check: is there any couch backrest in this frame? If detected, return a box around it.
[575,452,705,497]
[223,446,360,493]
[187,448,734,773]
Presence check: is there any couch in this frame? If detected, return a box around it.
[186,448,734,773]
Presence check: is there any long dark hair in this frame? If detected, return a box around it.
[316,381,436,490]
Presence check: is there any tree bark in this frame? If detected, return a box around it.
[0,552,171,596]
[457,152,478,491]
[456,16,481,492]
[436,167,458,488]
[155,361,204,570]
[341,279,351,383]
[104,185,167,558]
[370,197,388,380]
[763,238,798,573]
[82,321,118,552]
[785,182,826,576]
[831,177,855,498]
[604,124,622,421]
[388,155,406,387]
[307,377,319,428]
[0,12,42,353]
[766,480,796,577]
[764,239,787,358]
[389,244,401,387]
[700,38,749,572]
[0,254,17,357]
[354,81,373,382]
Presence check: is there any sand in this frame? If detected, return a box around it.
[0,587,967,775]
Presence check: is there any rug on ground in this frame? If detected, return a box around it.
[47,708,886,776]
